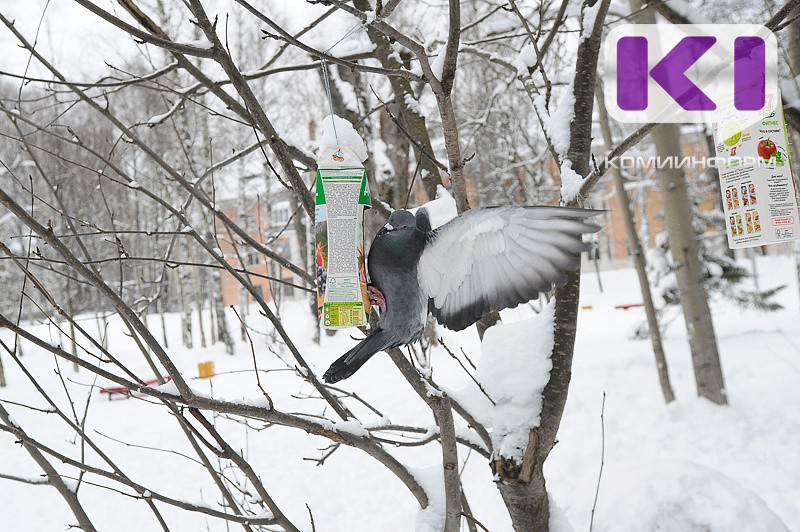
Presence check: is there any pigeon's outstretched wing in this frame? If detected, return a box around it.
[418,206,601,331]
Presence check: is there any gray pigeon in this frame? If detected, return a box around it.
[322,206,601,383]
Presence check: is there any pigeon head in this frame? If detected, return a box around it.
[385,210,416,234]
[377,210,425,260]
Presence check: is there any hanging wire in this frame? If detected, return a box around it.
[323,22,365,55]
[319,21,366,151]
[320,59,340,149]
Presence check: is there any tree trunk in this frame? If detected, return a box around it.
[65,274,80,372]
[493,2,611,529]
[157,304,168,348]
[238,286,248,342]
[596,87,676,403]
[212,270,235,356]
[179,270,194,350]
[632,0,727,405]
[652,112,727,405]
[207,259,218,344]
[493,270,583,531]
[95,309,109,351]
[193,246,208,349]
[196,298,207,349]
[353,0,443,202]
[788,7,800,77]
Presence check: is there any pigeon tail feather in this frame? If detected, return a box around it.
[322,328,396,383]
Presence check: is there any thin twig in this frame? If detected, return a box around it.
[231,306,274,409]
[589,391,607,531]
[439,337,495,406]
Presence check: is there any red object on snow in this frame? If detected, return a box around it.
[99,376,171,400]
[614,303,644,310]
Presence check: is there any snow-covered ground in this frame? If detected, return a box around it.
[0,255,798,531]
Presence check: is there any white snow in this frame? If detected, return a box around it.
[403,93,422,116]
[780,75,800,110]
[408,186,457,229]
[592,459,788,531]
[12,475,48,485]
[454,426,487,452]
[513,44,538,76]
[474,299,555,460]
[296,416,370,439]
[706,260,724,278]
[62,478,78,493]
[180,38,214,50]
[1,256,799,531]
[369,136,393,179]
[550,494,575,532]
[430,47,446,81]
[151,380,180,396]
[247,509,275,520]
[145,112,170,126]
[580,0,604,40]
[389,41,405,63]
[331,419,369,438]
[559,159,584,204]
[424,381,444,398]
[411,466,445,532]
[238,395,274,409]
[539,83,576,160]
[317,114,368,163]
[666,0,701,24]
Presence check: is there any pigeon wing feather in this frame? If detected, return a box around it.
[418,206,601,331]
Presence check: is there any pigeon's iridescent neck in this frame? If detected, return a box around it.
[374,231,424,262]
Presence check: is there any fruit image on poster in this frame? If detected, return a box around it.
[757,138,778,161]
[713,95,800,249]
[315,233,328,309]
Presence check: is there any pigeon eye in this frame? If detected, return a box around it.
[402,225,409,229]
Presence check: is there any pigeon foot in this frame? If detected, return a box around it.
[368,285,387,314]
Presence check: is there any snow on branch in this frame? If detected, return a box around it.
[452,300,556,461]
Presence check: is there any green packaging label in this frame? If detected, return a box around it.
[322,302,365,327]
[315,160,371,329]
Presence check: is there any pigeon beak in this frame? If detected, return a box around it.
[384,223,394,231]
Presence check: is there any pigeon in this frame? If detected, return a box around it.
[322,206,601,383]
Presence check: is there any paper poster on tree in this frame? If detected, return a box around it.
[713,93,800,249]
